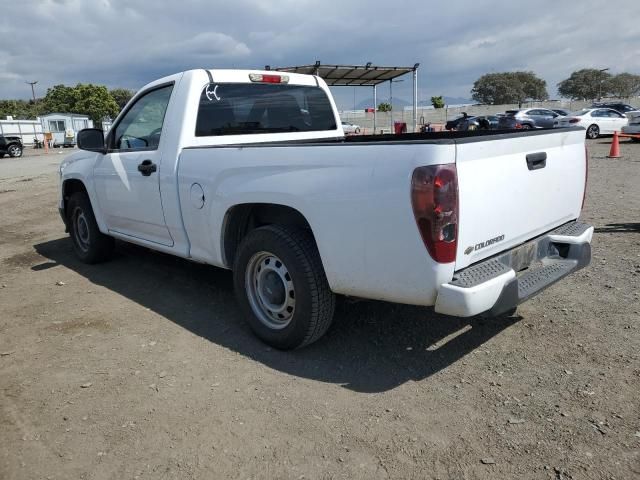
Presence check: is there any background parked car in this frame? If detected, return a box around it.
[0,135,23,158]
[499,108,561,129]
[621,112,640,142]
[554,108,629,139]
[445,115,471,130]
[467,115,501,130]
[341,121,361,134]
[496,114,523,130]
[591,102,640,119]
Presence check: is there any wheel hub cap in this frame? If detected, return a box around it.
[74,210,90,252]
[246,252,296,330]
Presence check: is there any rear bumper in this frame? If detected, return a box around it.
[434,221,593,317]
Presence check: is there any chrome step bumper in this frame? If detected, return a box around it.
[435,221,593,317]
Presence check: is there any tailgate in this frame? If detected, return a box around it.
[454,129,586,270]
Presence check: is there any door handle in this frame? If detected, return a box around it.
[526,152,547,171]
[137,159,157,176]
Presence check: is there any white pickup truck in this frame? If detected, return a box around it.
[58,69,593,349]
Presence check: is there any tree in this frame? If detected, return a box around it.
[471,71,548,105]
[431,95,445,109]
[42,83,119,126]
[608,73,640,99]
[557,69,612,100]
[377,102,392,112]
[41,84,77,113]
[0,99,45,119]
[72,84,119,125]
[110,88,135,111]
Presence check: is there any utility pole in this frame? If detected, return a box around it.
[26,81,38,102]
[390,79,404,132]
[598,68,609,101]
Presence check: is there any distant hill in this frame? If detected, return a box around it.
[421,96,474,106]
[354,97,410,110]
[353,96,473,110]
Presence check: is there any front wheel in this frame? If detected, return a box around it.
[586,124,600,139]
[233,225,335,350]
[7,144,22,157]
[67,192,114,264]
[521,124,532,130]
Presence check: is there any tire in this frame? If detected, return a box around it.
[631,137,640,143]
[66,192,114,264]
[586,124,599,139]
[521,124,532,130]
[0,153,4,158]
[233,225,336,350]
[355,127,361,134]
[7,144,22,157]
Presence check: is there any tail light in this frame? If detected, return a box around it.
[411,164,459,263]
[249,73,289,84]
[582,145,589,211]
[569,118,580,124]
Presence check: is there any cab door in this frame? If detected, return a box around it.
[93,84,174,246]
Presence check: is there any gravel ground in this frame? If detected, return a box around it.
[1,139,639,480]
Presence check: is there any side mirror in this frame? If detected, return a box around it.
[77,128,106,153]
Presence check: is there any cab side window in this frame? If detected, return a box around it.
[111,85,173,151]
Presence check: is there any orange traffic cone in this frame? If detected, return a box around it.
[607,131,621,158]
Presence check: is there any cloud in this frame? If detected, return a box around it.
[1,0,639,109]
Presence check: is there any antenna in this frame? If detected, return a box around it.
[25,81,38,102]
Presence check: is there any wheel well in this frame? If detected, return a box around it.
[223,203,315,267]
[62,179,88,215]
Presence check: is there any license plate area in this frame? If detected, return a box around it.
[509,241,537,273]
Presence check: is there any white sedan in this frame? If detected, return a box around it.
[554,108,628,139]
[341,121,361,135]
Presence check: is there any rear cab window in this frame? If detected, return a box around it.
[195,83,337,137]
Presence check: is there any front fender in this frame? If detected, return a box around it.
[59,151,107,233]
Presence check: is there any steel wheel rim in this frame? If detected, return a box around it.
[73,208,90,253]
[245,252,296,330]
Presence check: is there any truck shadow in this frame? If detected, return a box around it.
[34,238,520,393]
[594,222,640,233]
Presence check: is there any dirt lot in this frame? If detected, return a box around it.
[1,140,639,480]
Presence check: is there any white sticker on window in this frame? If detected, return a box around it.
[205,84,220,102]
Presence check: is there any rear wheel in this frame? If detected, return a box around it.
[67,192,114,264]
[233,225,335,350]
[586,124,600,139]
[7,144,22,157]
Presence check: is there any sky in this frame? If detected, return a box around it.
[1,0,640,110]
